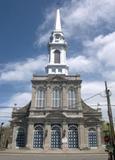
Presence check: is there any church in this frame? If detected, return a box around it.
[11,9,102,151]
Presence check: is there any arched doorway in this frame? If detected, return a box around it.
[88,128,97,147]
[68,125,78,148]
[16,127,25,147]
[33,125,44,148]
[51,125,61,148]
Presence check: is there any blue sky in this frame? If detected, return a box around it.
[0,0,115,122]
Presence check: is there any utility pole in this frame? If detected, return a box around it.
[105,81,115,160]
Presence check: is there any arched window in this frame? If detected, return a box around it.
[53,87,61,108]
[51,125,61,148]
[16,127,25,147]
[36,88,45,108]
[68,88,76,108]
[88,128,97,147]
[68,125,78,148]
[33,125,44,148]
[54,50,60,63]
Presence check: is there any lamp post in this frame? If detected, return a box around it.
[0,122,4,149]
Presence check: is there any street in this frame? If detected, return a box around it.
[0,153,108,160]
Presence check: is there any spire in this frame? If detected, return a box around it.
[45,8,69,75]
[55,9,62,31]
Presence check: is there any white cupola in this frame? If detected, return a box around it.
[45,9,69,75]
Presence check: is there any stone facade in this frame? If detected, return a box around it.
[11,9,102,152]
[11,74,102,151]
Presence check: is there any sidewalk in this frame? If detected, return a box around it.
[0,148,107,154]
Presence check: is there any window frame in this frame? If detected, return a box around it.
[68,88,76,109]
[54,50,60,63]
[16,127,25,148]
[88,128,97,147]
[36,88,45,108]
[52,87,61,108]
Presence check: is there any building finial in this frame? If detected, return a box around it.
[55,9,62,31]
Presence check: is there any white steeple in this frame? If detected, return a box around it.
[55,9,62,31]
[45,9,69,75]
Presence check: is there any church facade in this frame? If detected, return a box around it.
[11,9,102,151]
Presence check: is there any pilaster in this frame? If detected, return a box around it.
[84,127,89,148]
[78,124,85,149]
[96,125,101,148]
[46,85,52,109]
[26,124,34,149]
[62,123,68,150]
[44,124,51,150]
[62,85,67,109]
[31,85,36,108]
[77,85,82,110]
[12,125,17,149]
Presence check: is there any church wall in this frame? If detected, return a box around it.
[78,124,85,149]
[31,85,36,108]
[11,8,102,151]
[26,123,34,149]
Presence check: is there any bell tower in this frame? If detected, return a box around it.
[45,9,69,75]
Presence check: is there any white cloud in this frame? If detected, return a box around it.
[84,32,115,80]
[1,0,115,122]
[36,0,115,45]
[85,32,115,66]
[62,0,115,37]
[81,81,115,120]
[67,55,99,73]
[0,92,31,122]
[35,31,51,46]
[0,55,47,82]
[0,92,31,107]
[8,92,31,107]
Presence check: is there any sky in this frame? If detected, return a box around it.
[0,0,115,123]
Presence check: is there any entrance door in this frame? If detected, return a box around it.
[16,128,25,147]
[51,125,61,148]
[68,125,78,148]
[33,125,43,148]
[88,128,97,147]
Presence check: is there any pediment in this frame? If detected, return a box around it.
[85,117,100,123]
[46,112,66,119]
[48,75,66,82]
